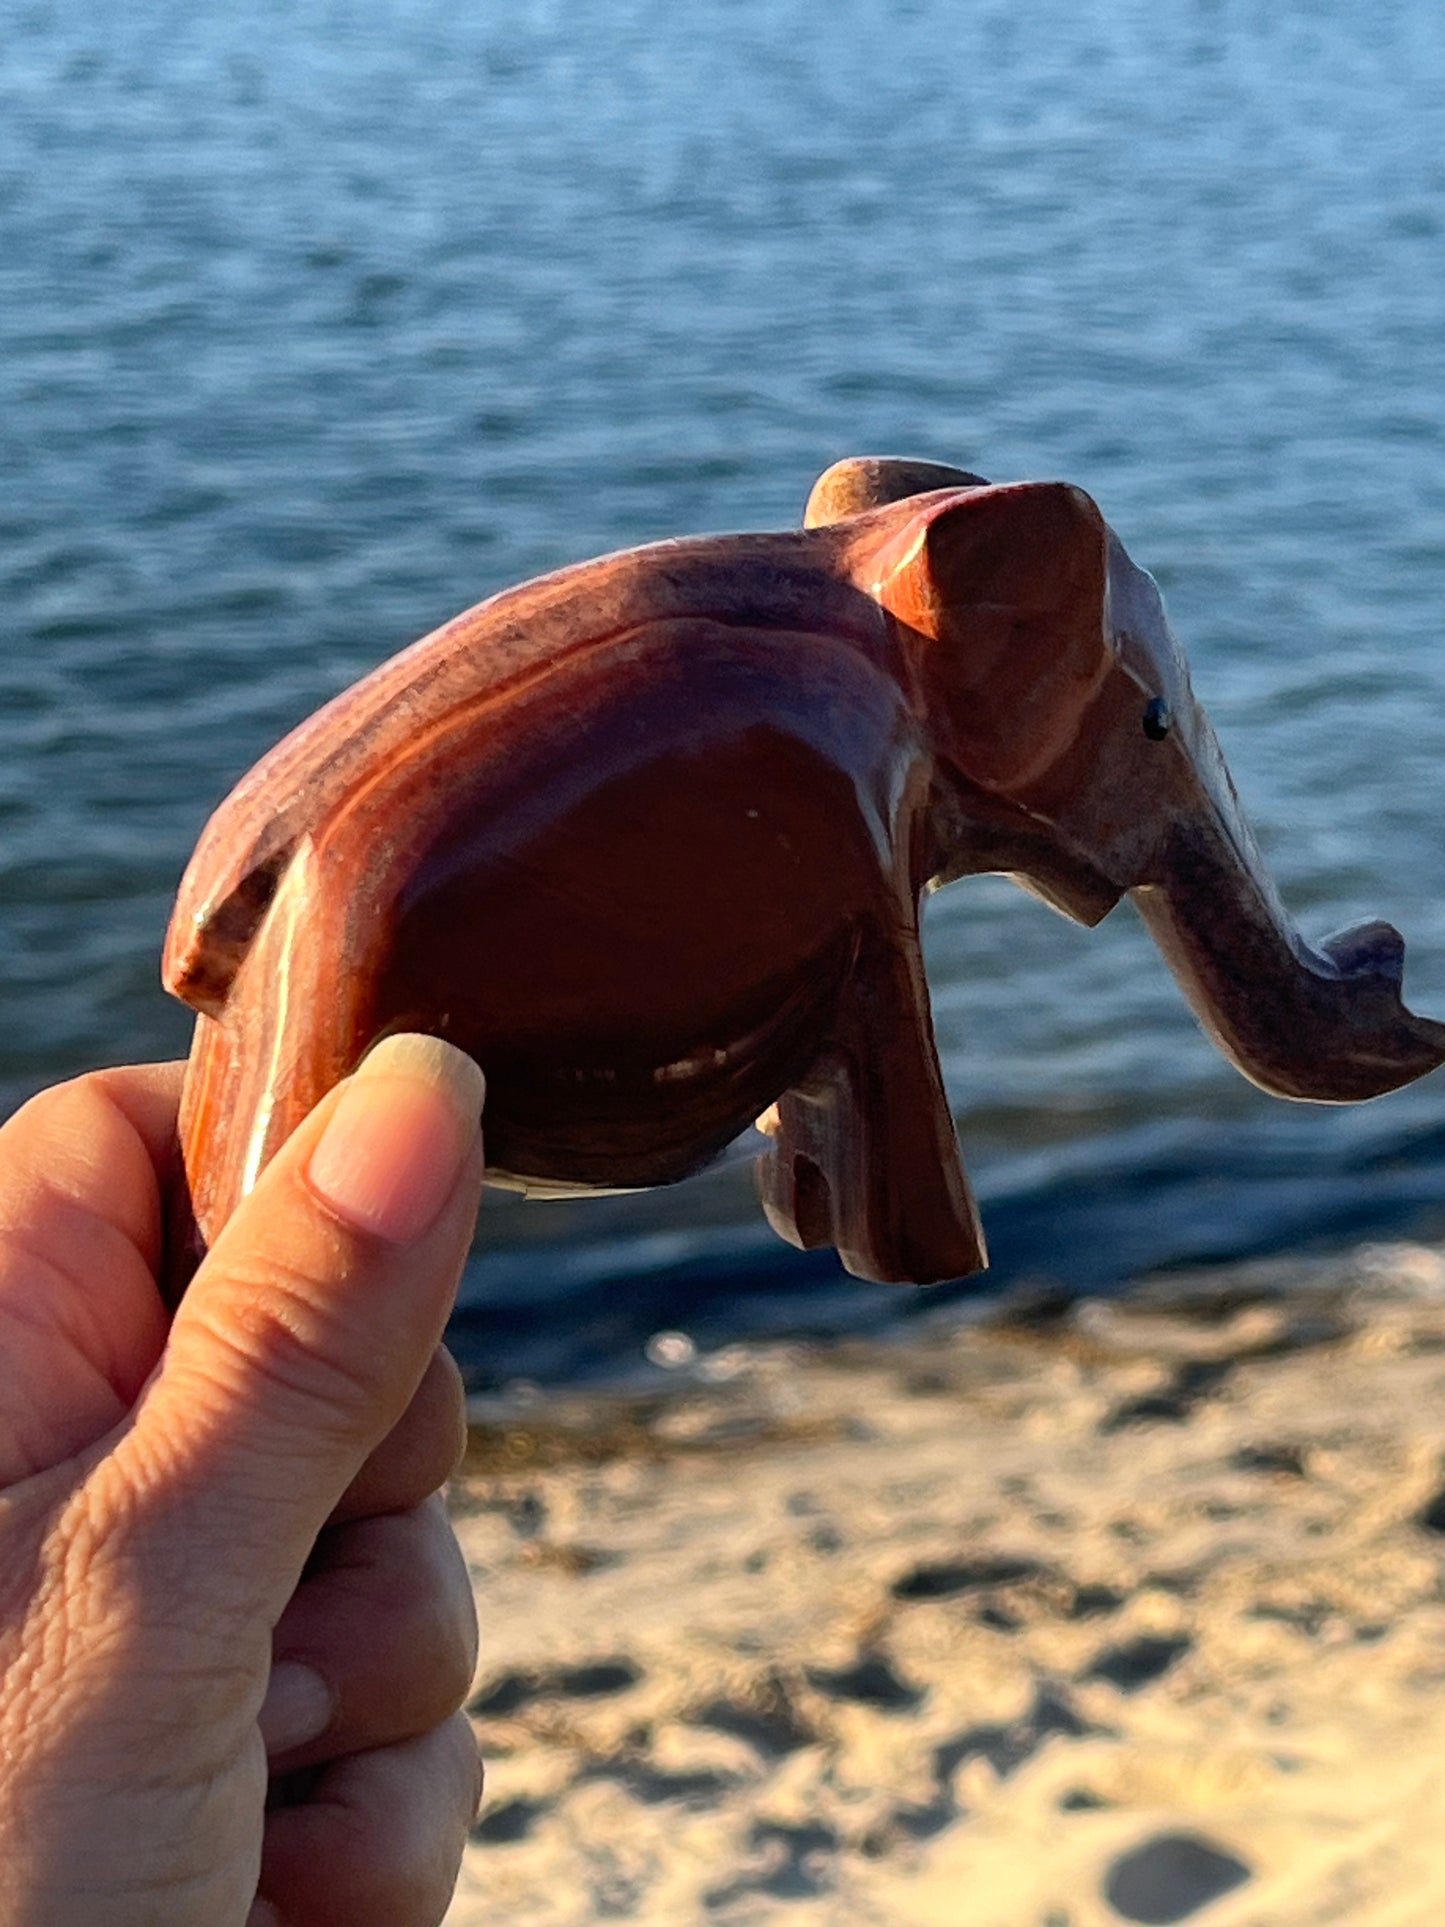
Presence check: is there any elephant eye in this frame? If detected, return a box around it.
[1142,697,1172,741]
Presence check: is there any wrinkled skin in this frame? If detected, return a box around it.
[164,459,1445,1287]
[0,1047,486,1927]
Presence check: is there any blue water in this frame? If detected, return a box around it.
[4,0,1445,1386]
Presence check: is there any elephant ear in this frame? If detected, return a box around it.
[803,455,992,526]
[884,480,1112,796]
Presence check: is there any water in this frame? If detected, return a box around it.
[4,0,1445,1387]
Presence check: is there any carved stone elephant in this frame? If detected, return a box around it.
[164,458,1444,1285]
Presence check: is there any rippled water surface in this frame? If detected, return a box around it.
[4,0,1445,1384]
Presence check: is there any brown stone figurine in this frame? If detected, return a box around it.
[164,458,1445,1286]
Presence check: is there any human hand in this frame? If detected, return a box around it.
[0,1034,487,1927]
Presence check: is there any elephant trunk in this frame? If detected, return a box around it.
[1133,815,1445,1102]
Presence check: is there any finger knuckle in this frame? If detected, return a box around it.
[407,1515,478,1711]
[190,1250,384,1437]
[390,1565,476,1723]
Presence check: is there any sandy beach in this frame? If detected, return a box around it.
[444,1243,1445,1926]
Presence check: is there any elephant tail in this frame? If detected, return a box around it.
[162,833,297,1018]
[171,832,368,1257]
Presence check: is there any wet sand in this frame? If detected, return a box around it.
[444,1242,1445,1925]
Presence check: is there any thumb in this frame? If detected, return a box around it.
[119,1033,485,1623]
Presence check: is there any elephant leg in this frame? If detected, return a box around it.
[755,923,986,1285]
[168,839,378,1293]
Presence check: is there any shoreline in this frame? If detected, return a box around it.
[446,1239,1445,1924]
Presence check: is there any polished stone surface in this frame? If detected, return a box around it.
[166,461,1444,1285]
